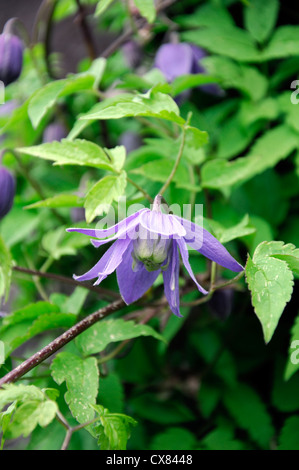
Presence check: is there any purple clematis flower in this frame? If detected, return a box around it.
[67,195,243,317]
[154,42,222,97]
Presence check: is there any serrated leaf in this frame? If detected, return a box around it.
[84,171,127,223]
[76,318,166,356]
[0,384,44,411]
[223,382,274,448]
[51,352,99,423]
[28,75,95,128]
[17,139,120,172]
[80,90,185,125]
[133,0,156,23]
[92,404,137,450]
[246,242,295,343]
[6,400,58,439]
[0,235,12,302]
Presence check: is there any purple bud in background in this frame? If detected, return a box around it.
[0,99,18,117]
[122,40,143,69]
[0,166,15,220]
[0,33,23,86]
[42,123,67,143]
[154,42,222,96]
[154,43,195,82]
[208,288,234,320]
[71,207,85,223]
[119,131,142,154]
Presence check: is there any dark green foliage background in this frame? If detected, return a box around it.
[1,0,299,450]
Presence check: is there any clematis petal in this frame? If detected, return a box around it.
[162,241,182,317]
[177,237,208,294]
[140,210,186,238]
[91,215,140,248]
[116,241,160,304]
[67,209,145,239]
[177,217,244,272]
[73,236,131,283]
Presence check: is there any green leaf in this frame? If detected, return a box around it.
[51,352,99,423]
[223,382,274,448]
[201,125,299,189]
[171,73,220,96]
[263,26,299,60]
[278,416,299,450]
[245,241,295,343]
[182,24,260,63]
[98,374,124,413]
[95,0,115,17]
[133,0,156,23]
[0,384,44,411]
[244,0,279,43]
[76,318,166,356]
[92,404,137,450]
[25,193,83,210]
[84,171,127,223]
[28,75,95,128]
[0,301,76,357]
[0,235,12,302]
[131,158,201,191]
[17,139,120,172]
[150,427,197,450]
[79,90,185,125]
[0,384,58,440]
[202,56,267,101]
[207,214,256,244]
[6,400,58,439]
[41,226,91,260]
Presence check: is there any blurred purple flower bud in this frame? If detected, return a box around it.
[71,207,85,223]
[122,40,143,69]
[0,166,15,220]
[42,123,67,143]
[154,43,194,82]
[154,42,223,97]
[119,131,142,154]
[0,99,18,116]
[0,33,23,86]
[208,288,234,320]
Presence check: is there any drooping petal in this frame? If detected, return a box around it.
[67,209,145,239]
[162,241,182,317]
[73,236,131,283]
[176,237,208,295]
[140,210,186,238]
[91,215,140,248]
[116,241,160,304]
[177,217,244,272]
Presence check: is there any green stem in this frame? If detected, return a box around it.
[159,115,191,196]
[181,270,245,307]
[126,176,153,203]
